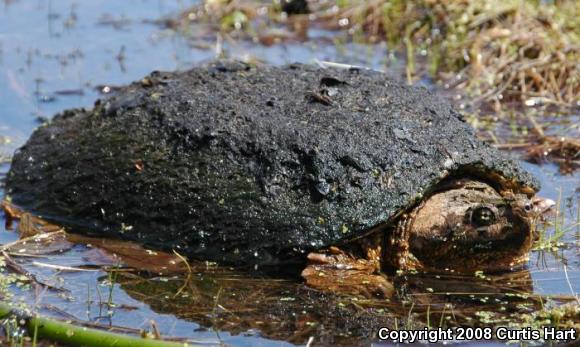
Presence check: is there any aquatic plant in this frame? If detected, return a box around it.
[173,0,579,107]
[314,0,579,106]
[0,301,199,347]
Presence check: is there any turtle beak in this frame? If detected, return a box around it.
[532,197,555,216]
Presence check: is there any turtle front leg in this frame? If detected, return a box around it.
[301,246,394,298]
[385,214,419,271]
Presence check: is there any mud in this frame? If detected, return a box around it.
[6,61,538,267]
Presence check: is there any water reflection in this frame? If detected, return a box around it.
[115,265,548,345]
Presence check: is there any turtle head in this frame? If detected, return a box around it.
[400,179,553,273]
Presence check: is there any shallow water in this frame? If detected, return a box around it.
[0,1,578,346]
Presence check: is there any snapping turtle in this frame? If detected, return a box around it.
[5,62,551,296]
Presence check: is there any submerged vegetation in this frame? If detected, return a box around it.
[534,190,578,252]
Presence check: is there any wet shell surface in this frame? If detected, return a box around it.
[6,62,538,266]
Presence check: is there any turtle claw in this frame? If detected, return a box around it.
[387,214,412,270]
[302,248,394,298]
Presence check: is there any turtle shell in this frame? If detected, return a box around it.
[6,62,539,266]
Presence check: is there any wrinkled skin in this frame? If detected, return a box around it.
[302,179,552,297]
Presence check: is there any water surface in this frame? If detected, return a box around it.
[0,1,578,346]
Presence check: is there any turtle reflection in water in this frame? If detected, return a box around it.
[5,62,554,297]
[117,266,539,345]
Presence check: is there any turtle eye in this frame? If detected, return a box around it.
[471,206,496,227]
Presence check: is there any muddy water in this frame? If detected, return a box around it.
[0,1,578,346]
